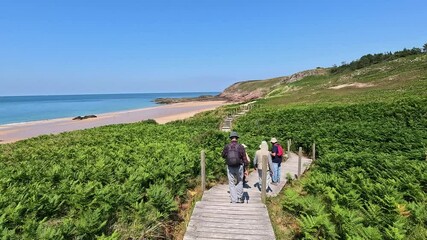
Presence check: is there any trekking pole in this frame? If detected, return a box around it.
[261,156,267,203]
[298,147,302,177]
[201,150,206,193]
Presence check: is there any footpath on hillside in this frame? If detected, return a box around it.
[184,103,313,240]
[184,152,312,240]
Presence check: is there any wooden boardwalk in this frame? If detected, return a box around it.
[220,102,255,132]
[184,152,312,239]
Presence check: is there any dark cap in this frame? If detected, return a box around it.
[229,131,239,139]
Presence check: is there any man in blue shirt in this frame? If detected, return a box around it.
[270,137,282,184]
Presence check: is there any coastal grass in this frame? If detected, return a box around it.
[235,97,427,238]
[264,54,427,106]
[231,53,427,239]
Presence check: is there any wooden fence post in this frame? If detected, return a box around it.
[287,139,291,153]
[312,143,316,161]
[298,147,302,177]
[201,150,206,193]
[261,155,267,203]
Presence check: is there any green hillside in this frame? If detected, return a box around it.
[235,98,427,239]
[0,47,426,239]
[266,54,427,106]
[232,49,427,239]
[223,49,426,105]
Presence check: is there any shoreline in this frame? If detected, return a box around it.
[0,100,226,144]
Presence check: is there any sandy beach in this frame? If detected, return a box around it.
[0,101,226,144]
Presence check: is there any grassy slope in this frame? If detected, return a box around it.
[265,54,427,106]
[233,54,427,239]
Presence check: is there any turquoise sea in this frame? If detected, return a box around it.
[0,92,219,125]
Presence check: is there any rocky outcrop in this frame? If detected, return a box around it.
[156,68,327,104]
[219,68,327,102]
[154,95,225,104]
[218,86,265,102]
[72,115,97,120]
[278,68,327,85]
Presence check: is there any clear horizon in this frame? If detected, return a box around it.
[1,0,426,96]
[0,91,220,97]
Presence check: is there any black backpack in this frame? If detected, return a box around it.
[226,144,241,166]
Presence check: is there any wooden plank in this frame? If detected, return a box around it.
[201,195,262,201]
[196,202,266,208]
[187,221,272,230]
[184,231,274,240]
[188,216,266,225]
[201,196,262,202]
[192,208,269,217]
[191,212,267,220]
[186,226,275,237]
[196,205,266,211]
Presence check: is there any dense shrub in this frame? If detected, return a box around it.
[0,111,229,239]
[235,97,427,239]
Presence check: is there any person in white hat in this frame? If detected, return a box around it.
[270,137,283,184]
[253,141,273,190]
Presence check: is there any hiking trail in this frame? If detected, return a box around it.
[220,102,255,132]
[183,152,312,240]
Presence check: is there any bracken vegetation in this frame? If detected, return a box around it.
[235,98,427,239]
[0,111,230,239]
[0,46,426,239]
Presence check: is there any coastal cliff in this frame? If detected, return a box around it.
[218,68,327,102]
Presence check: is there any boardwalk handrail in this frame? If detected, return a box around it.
[261,155,268,203]
[200,150,206,193]
[187,140,314,239]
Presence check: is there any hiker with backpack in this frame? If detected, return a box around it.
[270,137,283,184]
[253,141,273,190]
[222,131,249,203]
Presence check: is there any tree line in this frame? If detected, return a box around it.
[331,43,427,74]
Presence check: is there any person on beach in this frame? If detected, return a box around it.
[241,144,250,184]
[270,137,283,184]
[253,141,273,190]
[222,131,248,203]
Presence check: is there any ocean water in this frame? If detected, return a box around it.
[0,92,219,125]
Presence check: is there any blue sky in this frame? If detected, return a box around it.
[1,0,426,96]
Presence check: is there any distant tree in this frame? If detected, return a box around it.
[330,45,424,75]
